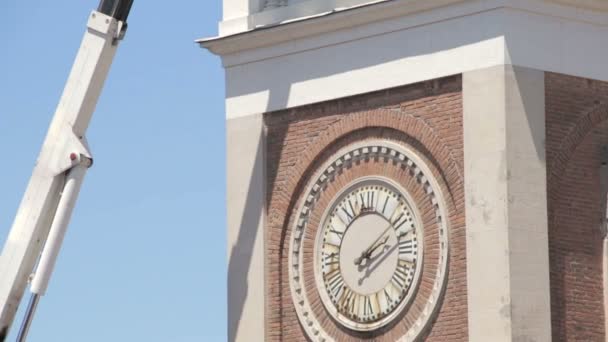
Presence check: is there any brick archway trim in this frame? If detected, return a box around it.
[548,102,608,186]
[270,108,464,221]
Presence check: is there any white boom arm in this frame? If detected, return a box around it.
[0,1,132,340]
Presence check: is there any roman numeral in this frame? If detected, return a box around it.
[325,268,341,286]
[327,270,345,298]
[392,265,409,288]
[342,206,353,220]
[359,192,367,209]
[349,293,358,315]
[330,280,344,297]
[357,189,377,212]
[348,197,360,217]
[383,288,393,308]
[339,288,355,312]
[364,296,373,316]
[381,196,389,214]
[329,228,344,238]
[382,195,399,221]
[337,204,353,225]
[398,235,416,263]
[399,238,414,254]
[326,220,346,246]
[323,252,339,267]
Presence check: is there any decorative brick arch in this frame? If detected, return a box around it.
[548,102,608,186]
[547,102,608,233]
[270,108,464,227]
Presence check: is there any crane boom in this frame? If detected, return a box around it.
[0,1,133,340]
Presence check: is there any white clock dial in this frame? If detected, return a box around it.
[316,180,422,331]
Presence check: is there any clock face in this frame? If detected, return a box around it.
[315,180,422,331]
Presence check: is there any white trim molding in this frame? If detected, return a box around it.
[214,0,608,38]
[200,0,608,120]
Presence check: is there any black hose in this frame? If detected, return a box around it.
[97,0,134,22]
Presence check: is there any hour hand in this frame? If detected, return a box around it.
[354,252,368,266]
[367,235,389,256]
[354,235,389,266]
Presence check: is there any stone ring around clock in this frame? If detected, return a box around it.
[288,140,450,341]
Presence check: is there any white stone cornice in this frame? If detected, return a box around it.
[208,0,608,119]
[200,0,608,56]
[198,0,468,55]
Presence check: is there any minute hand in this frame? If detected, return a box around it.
[354,223,393,265]
[366,235,389,258]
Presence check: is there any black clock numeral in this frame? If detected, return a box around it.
[398,238,414,254]
[348,198,357,217]
[383,288,392,306]
[327,272,345,298]
[323,252,339,267]
[359,192,367,210]
[330,227,344,239]
[329,274,343,288]
[348,292,357,314]
[330,282,344,298]
[364,296,373,316]
[325,268,341,283]
[392,265,408,288]
[381,195,389,214]
[339,288,354,310]
[359,189,377,212]
[341,206,353,221]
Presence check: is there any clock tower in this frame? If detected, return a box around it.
[200,1,608,341]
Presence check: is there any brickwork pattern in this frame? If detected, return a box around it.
[265,76,467,341]
[546,73,608,341]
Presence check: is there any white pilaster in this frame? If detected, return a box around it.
[226,114,266,342]
[463,65,551,342]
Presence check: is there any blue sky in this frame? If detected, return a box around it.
[0,1,225,341]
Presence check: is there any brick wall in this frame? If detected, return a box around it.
[546,73,608,341]
[264,75,467,341]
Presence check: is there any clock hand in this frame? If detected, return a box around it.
[358,242,399,285]
[357,237,389,272]
[354,223,393,266]
[354,235,387,266]
[366,235,389,258]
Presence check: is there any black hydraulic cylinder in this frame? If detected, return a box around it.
[97,0,134,22]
